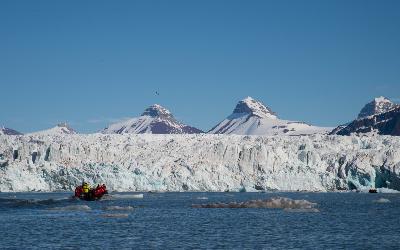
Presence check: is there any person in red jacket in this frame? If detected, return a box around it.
[94,184,107,197]
[74,185,83,198]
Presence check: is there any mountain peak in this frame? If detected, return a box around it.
[209,96,331,135]
[56,122,76,134]
[103,104,203,134]
[141,104,172,118]
[57,122,70,128]
[357,96,397,119]
[374,96,390,103]
[232,97,277,119]
[27,122,77,135]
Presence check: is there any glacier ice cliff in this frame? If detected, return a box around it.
[0,134,400,192]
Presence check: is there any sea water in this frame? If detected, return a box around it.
[0,192,399,249]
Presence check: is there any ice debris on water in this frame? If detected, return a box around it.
[196,196,208,200]
[283,208,319,213]
[376,188,400,194]
[103,206,134,211]
[102,213,129,218]
[48,205,91,211]
[192,197,318,211]
[358,188,400,194]
[111,194,144,199]
[373,198,390,203]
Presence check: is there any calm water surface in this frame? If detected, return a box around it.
[0,192,399,249]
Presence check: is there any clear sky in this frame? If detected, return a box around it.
[1,0,399,133]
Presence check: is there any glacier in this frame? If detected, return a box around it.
[0,133,400,192]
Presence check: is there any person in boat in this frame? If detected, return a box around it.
[74,185,83,197]
[94,184,107,197]
[74,182,107,200]
[82,182,90,195]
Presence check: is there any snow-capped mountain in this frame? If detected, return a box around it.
[332,106,400,136]
[208,97,332,135]
[0,126,22,135]
[331,97,400,136]
[28,123,77,136]
[102,104,203,134]
[357,96,397,119]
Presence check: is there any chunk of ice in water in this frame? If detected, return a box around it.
[111,194,144,199]
[284,208,320,213]
[48,205,91,211]
[373,198,390,203]
[103,206,134,211]
[196,196,208,200]
[102,213,129,218]
[377,188,399,194]
[192,197,317,209]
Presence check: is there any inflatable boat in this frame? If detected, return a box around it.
[74,184,108,201]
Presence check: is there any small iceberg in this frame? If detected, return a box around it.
[196,196,208,200]
[358,187,400,194]
[103,206,134,211]
[101,213,129,218]
[373,198,390,203]
[48,205,91,211]
[111,193,144,199]
[284,208,320,213]
[192,197,317,210]
[377,188,400,194]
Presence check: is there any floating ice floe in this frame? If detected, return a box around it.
[358,188,400,194]
[101,213,129,218]
[283,208,320,213]
[48,205,91,211]
[111,194,144,199]
[373,198,390,203]
[192,197,318,211]
[376,188,400,194]
[103,206,134,211]
[196,196,209,200]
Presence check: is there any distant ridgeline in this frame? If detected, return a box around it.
[2,96,399,136]
[0,126,22,135]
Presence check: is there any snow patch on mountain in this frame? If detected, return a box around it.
[209,97,332,135]
[102,104,203,134]
[1,133,399,192]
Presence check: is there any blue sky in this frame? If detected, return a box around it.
[1,0,399,133]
